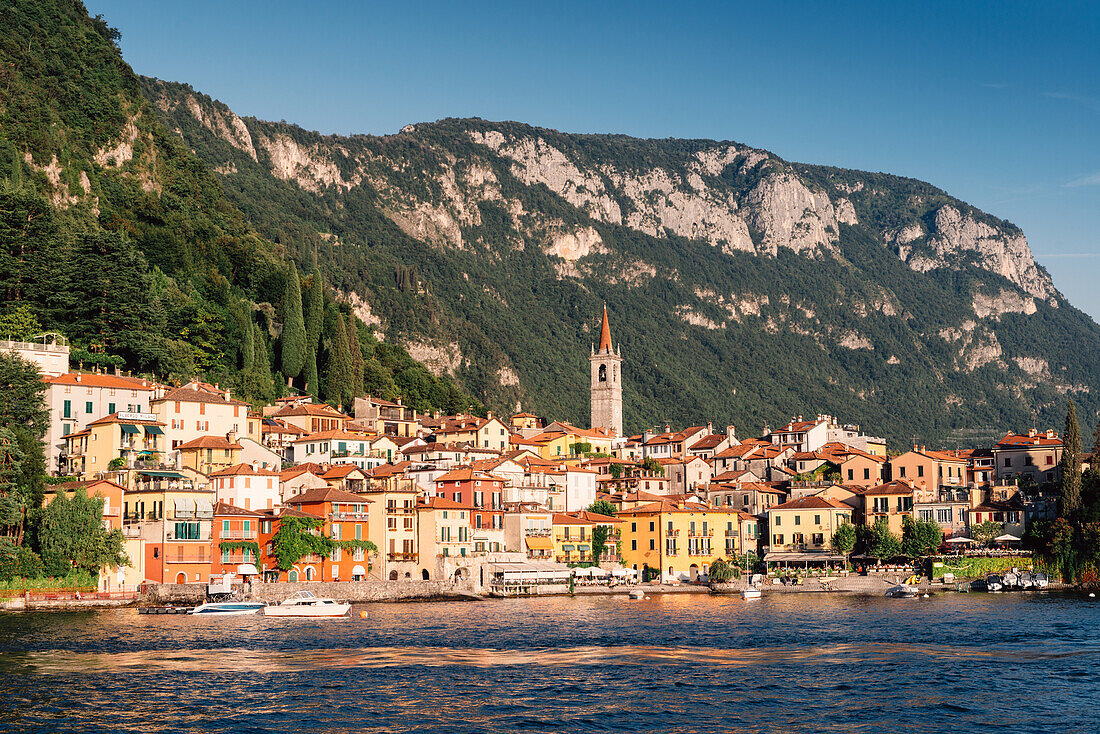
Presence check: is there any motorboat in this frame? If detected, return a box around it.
[741,588,762,599]
[1003,571,1019,589]
[1018,572,1034,590]
[969,578,987,592]
[885,584,919,598]
[189,601,265,616]
[985,574,1004,592]
[262,591,351,617]
[1033,572,1049,589]
[628,589,646,600]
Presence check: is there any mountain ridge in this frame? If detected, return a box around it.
[136,76,1098,444]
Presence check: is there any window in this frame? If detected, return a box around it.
[936,508,952,523]
[814,515,820,525]
[649,539,655,550]
[774,516,781,526]
[847,469,854,481]
[1004,458,1012,467]
[1046,456,1054,465]
[794,516,801,526]
[631,539,637,550]
[86,401,94,414]
[631,522,637,532]
[63,400,71,419]
[355,524,362,540]
[864,467,870,480]
[774,534,784,545]
[899,466,906,477]
[919,509,933,521]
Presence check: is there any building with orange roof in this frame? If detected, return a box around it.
[177,434,243,476]
[887,446,968,500]
[430,412,511,451]
[706,481,785,516]
[288,429,392,471]
[510,412,542,432]
[279,487,375,582]
[62,412,167,480]
[765,495,853,554]
[856,480,916,536]
[352,395,421,437]
[210,463,281,511]
[551,511,621,564]
[152,380,252,452]
[416,497,475,566]
[123,472,215,585]
[43,370,158,475]
[211,502,264,577]
[618,499,748,583]
[992,429,1063,486]
[271,399,351,435]
[261,417,308,456]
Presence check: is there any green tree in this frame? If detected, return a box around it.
[830,522,857,557]
[270,516,333,571]
[589,500,617,517]
[1059,400,1082,519]
[0,305,42,341]
[900,516,943,557]
[640,457,663,475]
[708,557,735,583]
[278,263,307,380]
[609,463,623,479]
[304,269,324,352]
[322,306,353,408]
[969,520,1004,548]
[346,312,364,397]
[865,519,901,563]
[37,487,128,574]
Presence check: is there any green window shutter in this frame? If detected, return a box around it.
[63,400,71,418]
[222,520,230,534]
[243,520,251,534]
[86,402,93,414]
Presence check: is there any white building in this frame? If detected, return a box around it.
[210,464,282,512]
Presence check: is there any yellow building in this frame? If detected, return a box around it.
[551,511,621,564]
[122,472,215,584]
[177,435,243,476]
[766,495,853,553]
[416,497,475,563]
[62,412,167,479]
[619,501,746,583]
[527,424,615,460]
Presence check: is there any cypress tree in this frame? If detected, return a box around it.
[322,307,353,408]
[1059,400,1082,519]
[278,263,307,380]
[304,269,324,352]
[305,350,319,398]
[252,323,272,384]
[346,312,364,398]
[240,306,255,371]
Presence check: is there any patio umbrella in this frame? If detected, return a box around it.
[946,537,975,544]
[994,534,1022,542]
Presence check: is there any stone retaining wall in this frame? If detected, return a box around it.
[141,579,478,604]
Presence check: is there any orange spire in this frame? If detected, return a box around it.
[598,304,613,352]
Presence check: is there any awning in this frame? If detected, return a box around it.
[763,552,848,562]
[577,544,590,552]
[195,498,214,518]
[120,424,139,435]
[138,470,187,478]
[561,544,575,551]
[237,563,259,576]
[173,497,195,516]
[143,425,164,435]
[525,536,554,551]
[352,565,366,576]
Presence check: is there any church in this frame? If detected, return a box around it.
[590,306,624,438]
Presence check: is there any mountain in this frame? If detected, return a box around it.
[136,78,1100,444]
[0,0,480,415]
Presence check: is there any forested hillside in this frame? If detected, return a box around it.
[0,0,480,415]
[139,81,1100,444]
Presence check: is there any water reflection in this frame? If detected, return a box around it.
[1,592,1099,733]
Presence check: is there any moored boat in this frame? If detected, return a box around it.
[885,584,919,598]
[1018,571,1034,590]
[985,574,1004,592]
[262,591,351,617]
[741,588,762,599]
[1003,571,1019,589]
[1033,572,1049,589]
[189,601,265,616]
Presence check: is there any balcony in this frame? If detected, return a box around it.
[387,552,418,562]
[386,506,416,515]
[725,530,737,537]
[524,529,551,537]
[667,529,680,537]
[219,530,256,540]
[219,553,253,564]
[331,511,369,521]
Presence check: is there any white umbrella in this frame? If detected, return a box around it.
[994,534,1022,542]
[237,563,259,576]
[588,566,610,577]
[946,537,975,544]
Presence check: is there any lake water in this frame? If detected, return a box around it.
[1,591,1099,733]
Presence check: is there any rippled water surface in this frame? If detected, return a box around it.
[2,591,1099,732]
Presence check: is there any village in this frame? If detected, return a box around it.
[5,309,1061,598]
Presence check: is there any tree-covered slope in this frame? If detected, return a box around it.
[0,0,480,415]
[138,78,1100,445]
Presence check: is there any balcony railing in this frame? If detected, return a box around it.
[219,530,256,540]
[524,529,551,537]
[331,511,369,521]
[387,552,418,561]
[667,529,680,537]
[725,530,737,537]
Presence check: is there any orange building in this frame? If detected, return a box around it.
[211,502,263,577]
[277,487,375,582]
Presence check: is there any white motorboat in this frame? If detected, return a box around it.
[741,588,762,599]
[885,584,919,598]
[190,601,265,616]
[628,589,646,600]
[1033,572,1049,589]
[263,591,351,617]
[985,574,1004,592]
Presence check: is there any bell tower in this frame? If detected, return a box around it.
[590,305,623,438]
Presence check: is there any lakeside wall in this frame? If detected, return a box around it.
[142,579,480,605]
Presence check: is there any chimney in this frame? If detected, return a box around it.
[75,373,81,382]
[707,422,713,434]
[913,444,918,452]
[224,388,231,402]
[226,430,237,444]
[1028,428,1037,437]
[727,425,736,440]
[921,445,926,453]
[665,424,671,434]
[487,411,493,420]
[114,366,121,376]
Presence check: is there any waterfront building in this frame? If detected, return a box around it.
[281,487,374,582]
[416,497,475,566]
[122,472,214,585]
[765,496,853,553]
[992,430,1063,486]
[618,500,745,583]
[888,447,968,497]
[210,502,263,577]
[551,510,621,564]
[502,503,555,559]
[856,480,915,536]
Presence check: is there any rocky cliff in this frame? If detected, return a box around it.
[140,79,1099,444]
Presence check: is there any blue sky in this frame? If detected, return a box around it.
[87,1,1100,318]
